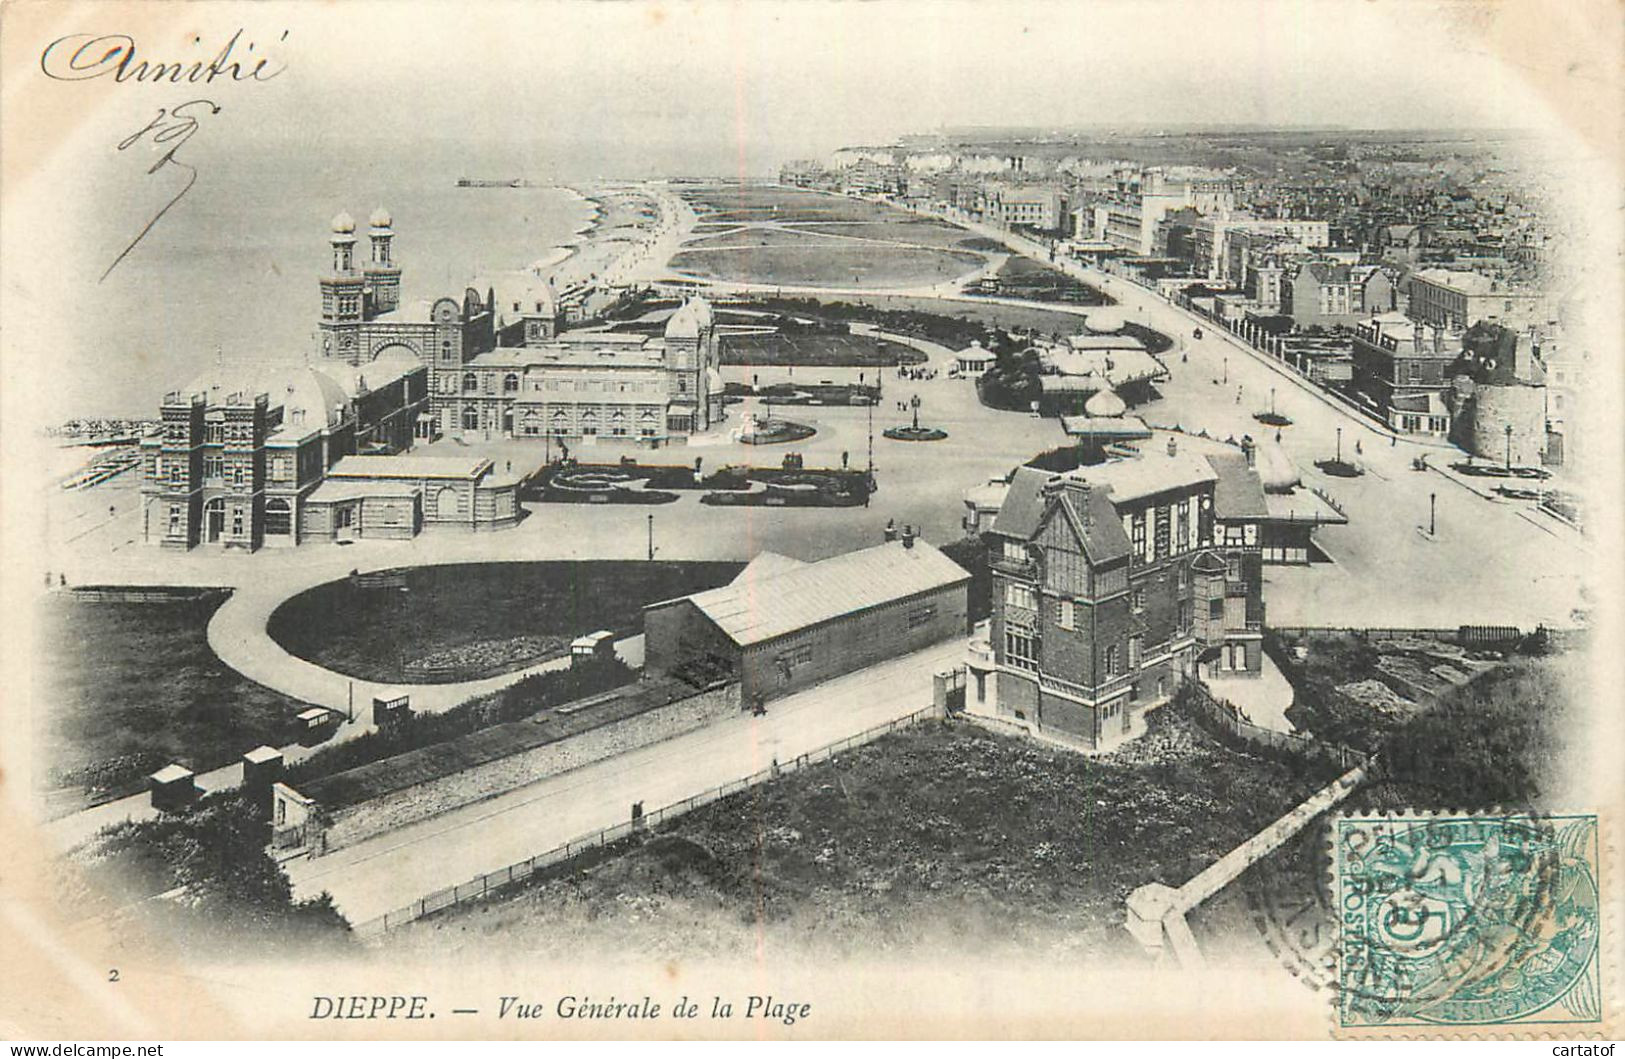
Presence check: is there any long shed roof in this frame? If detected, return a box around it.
[681,540,968,648]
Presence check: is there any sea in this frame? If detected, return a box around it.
[51,144,597,424]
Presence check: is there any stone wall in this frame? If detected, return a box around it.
[318,682,740,853]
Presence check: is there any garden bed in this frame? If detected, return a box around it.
[267,561,743,685]
[700,468,873,508]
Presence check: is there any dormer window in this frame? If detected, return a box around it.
[1003,540,1026,562]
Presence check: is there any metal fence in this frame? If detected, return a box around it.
[1269,624,1531,646]
[351,703,943,939]
[1180,678,1369,772]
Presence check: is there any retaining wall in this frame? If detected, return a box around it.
[319,682,740,853]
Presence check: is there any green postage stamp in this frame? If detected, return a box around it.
[1332,812,1602,1030]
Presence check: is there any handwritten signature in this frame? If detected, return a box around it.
[41,29,287,84]
[103,99,220,282]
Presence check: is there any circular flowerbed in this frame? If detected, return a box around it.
[1451,462,1550,480]
[1314,458,1365,478]
[736,418,816,445]
[1253,412,1293,427]
[883,425,949,442]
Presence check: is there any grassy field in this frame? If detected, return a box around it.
[668,245,986,289]
[794,219,995,251]
[390,709,1331,962]
[722,326,924,368]
[267,561,742,684]
[682,227,854,251]
[35,591,306,811]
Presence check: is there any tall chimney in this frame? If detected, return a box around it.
[901,524,916,549]
[883,518,898,543]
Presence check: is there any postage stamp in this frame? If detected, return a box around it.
[1330,812,1602,1032]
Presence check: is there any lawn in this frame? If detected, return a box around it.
[682,228,854,251]
[668,245,985,289]
[267,561,743,685]
[389,709,1332,961]
[34,590,307,812]
[722,327,924,368]
[793,219,993,251]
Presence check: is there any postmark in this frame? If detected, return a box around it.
[1331,812,1601,1031]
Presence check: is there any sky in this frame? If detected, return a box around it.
[9,0,1572,182]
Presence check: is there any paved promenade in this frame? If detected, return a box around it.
[287,637,965,926]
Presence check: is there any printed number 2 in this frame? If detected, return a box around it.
[108,969,120,983]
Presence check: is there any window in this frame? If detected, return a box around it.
[462,373,478,393]
[1003,539,1026,563]
[204,455,224,480]
[1004,582,1037,611]
[1104,644,1119,677]
[205,421,224,444]
[1132,588,1146,613]
[265,499,292,535]
[1227,557,1241,581]
[231,507,244,537]
[1176,499,1191,552]
[1128,635,1142,670]
[1154,505,1170,559]
[462,406,479,430]
[1178,600,1192,635]
[1131,511,1147,562]
[334,504,354,530]
[1056,599,1075,630]
[503,373,520,393]
[232,464,245,487]
[168,505,182,535]
[168,462,184,485]
[1004,630,1038,672]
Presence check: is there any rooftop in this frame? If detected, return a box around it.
[990,465,1133,564]
[677,540,969,648]
[1075,450,1219,505]
[327,454,491,481]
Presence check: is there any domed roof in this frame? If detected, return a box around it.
[501,269,556,316]
[1256,437,1301,493]
[665,297,714,339]
[369,206,392,229]
[1083,388,1127,417]
[331,211,356,235]
[178,364,349,431]
[1084,307,1127,333]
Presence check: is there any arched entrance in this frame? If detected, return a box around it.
[204,498,225,543]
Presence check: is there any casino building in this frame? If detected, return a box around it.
[139,207,724,551]
[317,209,724,444]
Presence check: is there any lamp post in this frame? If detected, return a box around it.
[647,512,655,561]
[1429,492,1437,537]
[1223,356,1229,385]
[910,393,922,431]
[1505,423,1513,471]
[1335,426,1343,464]
[1270,386,1276,417]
